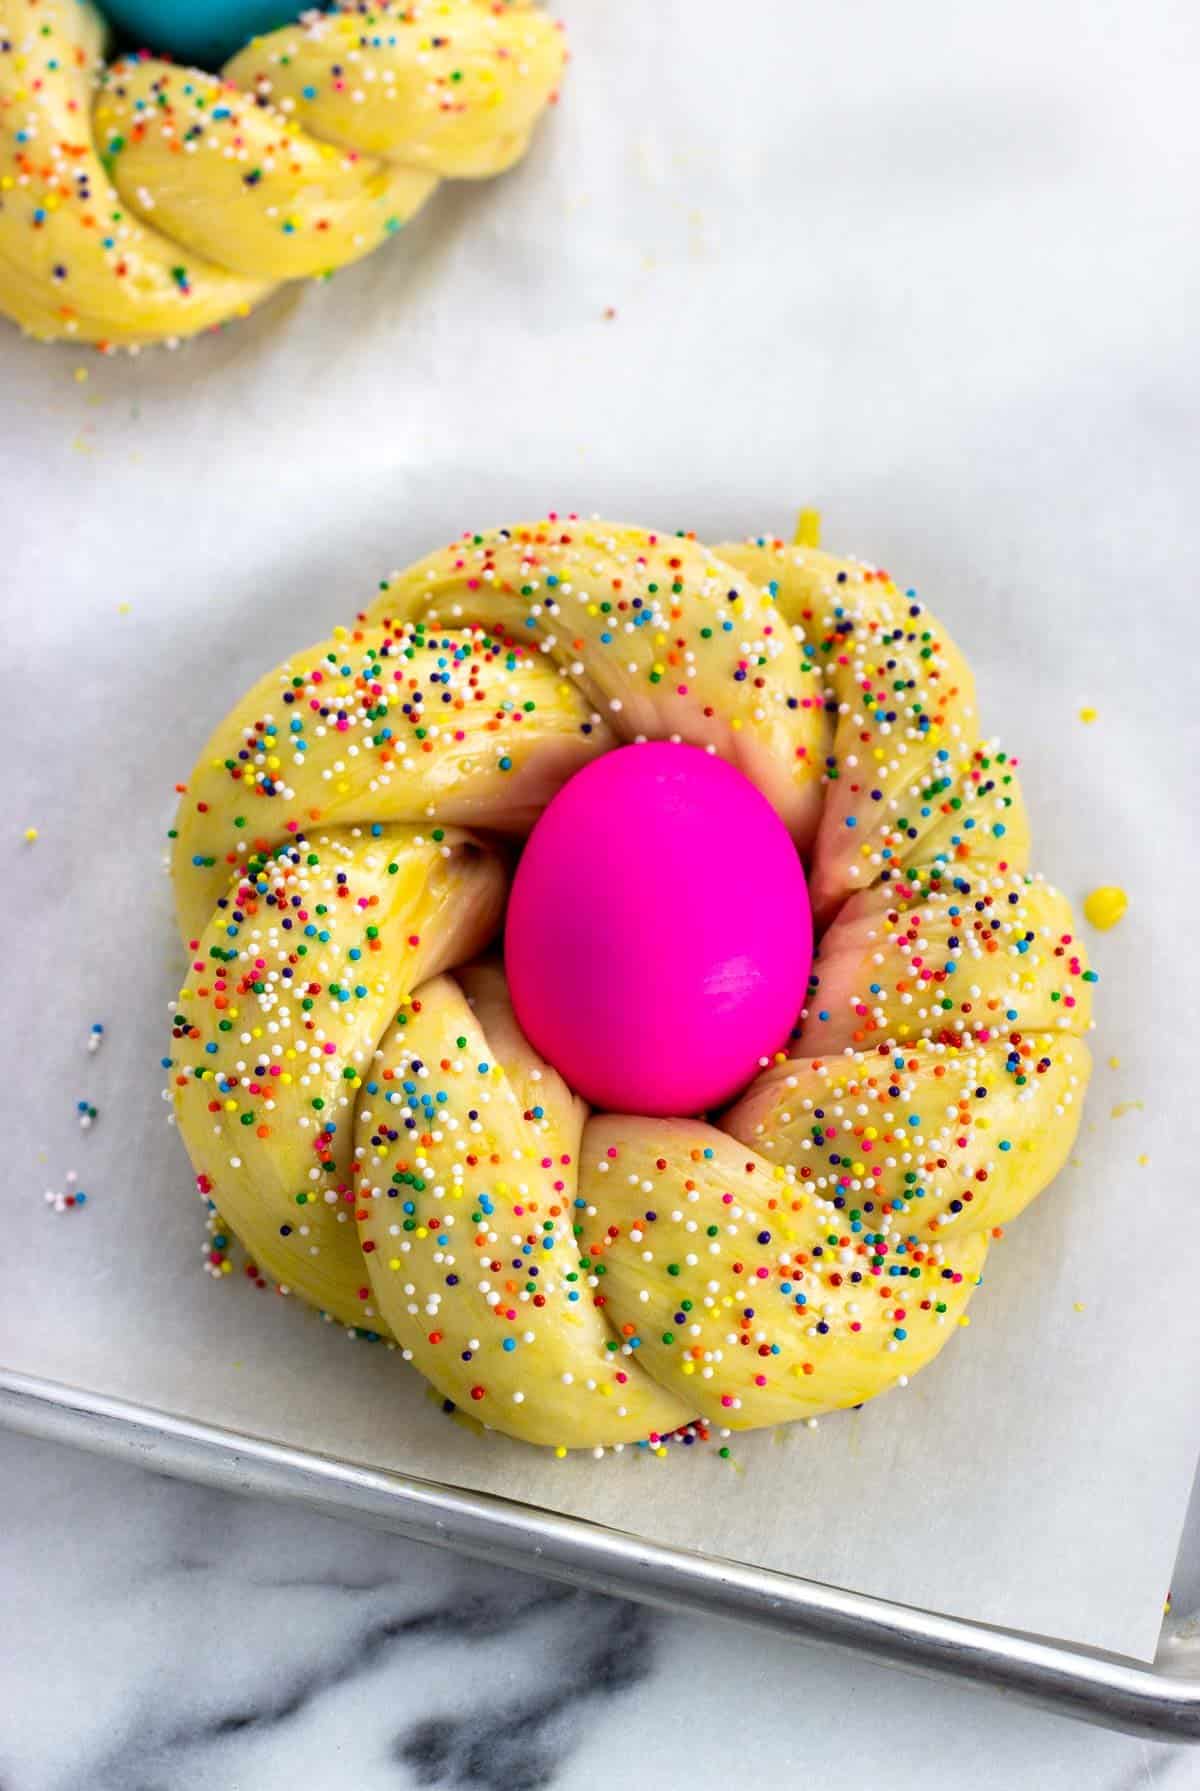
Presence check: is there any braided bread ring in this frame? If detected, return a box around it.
[168,518,1094,1450]
[0,0,563,346]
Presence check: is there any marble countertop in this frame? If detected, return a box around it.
[2,1429,1198,1791]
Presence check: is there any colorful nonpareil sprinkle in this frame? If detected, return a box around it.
[1084,885,1128,931]
[44,1173,87,1214]
[793,508,821,548]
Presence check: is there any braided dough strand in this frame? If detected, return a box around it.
[0,0,266,344]
[365,521,831,851]
[172,823,504,1327]
[717,540,1030,924]
[578,1117,989,1430]
[356,964,693,1446]
[169,619,610,948]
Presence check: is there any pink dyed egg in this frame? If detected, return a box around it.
[505,743,812,1116]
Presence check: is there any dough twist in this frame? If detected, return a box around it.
[168,519,1094,1450]
[0,0,564,345]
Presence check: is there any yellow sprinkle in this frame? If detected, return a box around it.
[1110,1100,1143,1119]
[1074,1301,1086,1312]
[117,601,131,616]
[1138,1154,1150,1167]
[22,826,38,843]
[554,1446,567,1459]
[73,366,88,383]
[1078,706,1097,724]
[793,507,821,548]
[1108,1056,1120,1070]
[958,1315,971,1327]
[1084,885,1127,931]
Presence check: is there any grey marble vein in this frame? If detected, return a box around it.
[77,1583,632,1791]
[394,1600,654,1791]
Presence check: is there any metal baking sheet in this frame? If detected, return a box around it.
[3,1369,1199,1741]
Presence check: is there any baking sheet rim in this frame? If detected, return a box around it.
[2,1366,1198,1743]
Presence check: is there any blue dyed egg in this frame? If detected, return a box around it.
[102,0,310,68]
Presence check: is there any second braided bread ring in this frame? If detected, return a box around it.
[0,0,564,346]
[167,517,1095,1450]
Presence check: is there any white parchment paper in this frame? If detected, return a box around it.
[4,0,1199,1661]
